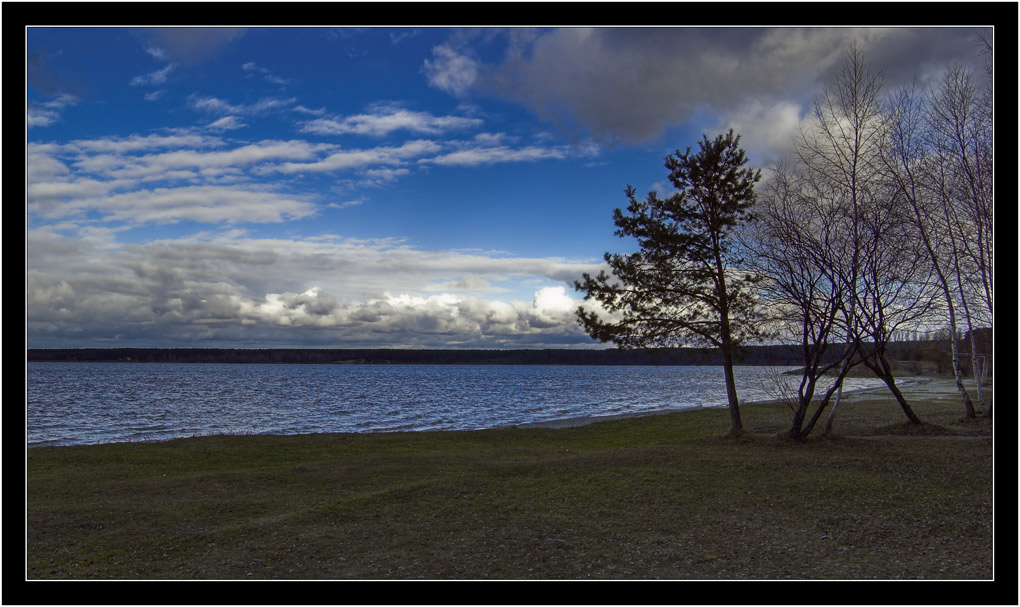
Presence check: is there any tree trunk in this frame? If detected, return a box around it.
[867,354,922,425]
[824,383,845,435]
[965,322,987,415]
[823,341,856,436]
[720,343,743,434]
[949,324,977,418]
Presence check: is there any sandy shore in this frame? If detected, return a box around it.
[515,376,983,430]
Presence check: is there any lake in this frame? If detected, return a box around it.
[26,362,889,447]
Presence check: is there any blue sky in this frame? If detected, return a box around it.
[26,26,992,349]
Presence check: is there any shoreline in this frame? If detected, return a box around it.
[27,376,983,448]
[514,376,949,429]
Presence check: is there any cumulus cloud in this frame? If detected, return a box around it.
[27,229,606,348]
[423,43,480,97]
[710,99,805,165]
[427,27,992,146]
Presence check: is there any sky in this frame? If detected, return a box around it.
[26,26,994,349]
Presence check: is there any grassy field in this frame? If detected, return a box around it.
[25,378,995,589]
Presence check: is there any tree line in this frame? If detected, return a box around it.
[25,337,980,368]
[576,40,993,438]
[24,345,808,366]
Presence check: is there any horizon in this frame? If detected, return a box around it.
[27,26,993,350]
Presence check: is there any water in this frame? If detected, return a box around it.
[26,362,889,447]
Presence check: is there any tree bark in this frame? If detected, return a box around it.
[949,325,977,418]
[720,342,743,433]
[866,354,922,425]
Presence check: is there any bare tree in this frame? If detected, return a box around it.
[883,83,979,417]
[748,163,858,438]
[852,179,940,424]
[794,42,928,425]
[925,62,993,416]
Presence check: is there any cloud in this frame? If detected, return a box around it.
[64,133,224,154]
[710,99,805,165]
[189,95,297,115]
[207,116,246,131]
[424,144,568,167]
[429,27,993,145]
[423,43,480,97]
[130,63,175,87]
[27,93,79,127]
[28,136,328,224]
[241,61,290,85]
[273,140,441,173]
[31,137,326,186]
[135,28,246,65]
[389,29,420,45]
[28,51,85,99]
[27,229,606,348]
[299,106,482,137]
[32,185,318,225]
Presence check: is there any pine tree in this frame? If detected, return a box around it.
[575,130,762,434]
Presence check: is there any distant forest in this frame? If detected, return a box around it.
[26,333,990,372]
[27,346,793,366]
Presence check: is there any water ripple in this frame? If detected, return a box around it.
[27,363,890,447]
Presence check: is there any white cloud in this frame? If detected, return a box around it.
[130,64,175,86]
[293,105,327,116]
[28,148,71,182]
[27,94,79,127]
[34,185,318,225]
[424,144,568,167]
[39,138,328,186]
[189,95,296,115]
[327,199,364,209]
[300,107,482,137]
[207,116,246,131]
[274,139,441,173]
[241,61,290,85]
[423,43,479,97]
[65,133,225,154]
[27,229,606,347]
[712,99,805,164]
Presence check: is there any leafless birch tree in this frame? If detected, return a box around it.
[883,83,980,417]
[794,43,930,425]
[748,163,858,438]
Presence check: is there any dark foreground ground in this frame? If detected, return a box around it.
[23,378,997,600]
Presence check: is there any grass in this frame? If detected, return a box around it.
[25,379,994,586]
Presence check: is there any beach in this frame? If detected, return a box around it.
[518,375,982,429]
